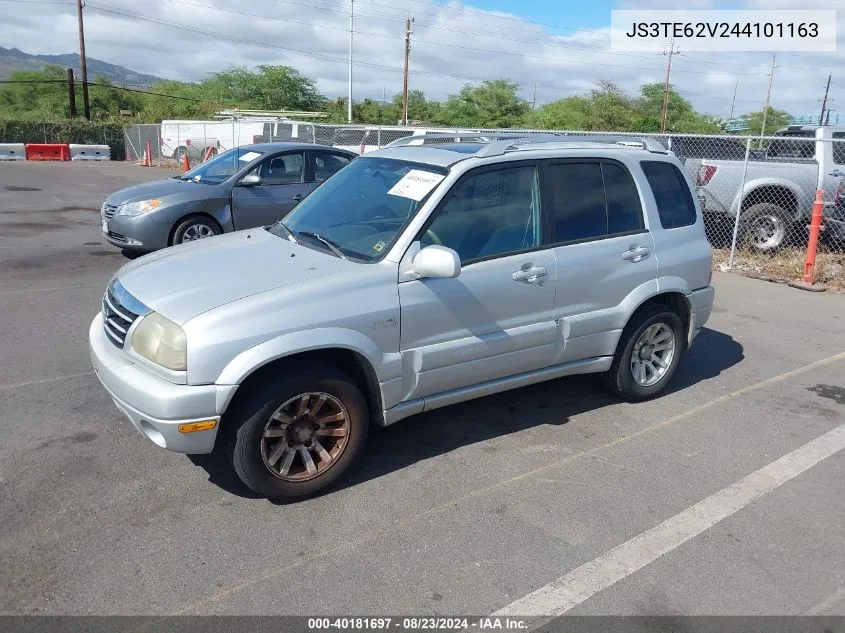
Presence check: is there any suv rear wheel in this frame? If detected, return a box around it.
[227,364,369,500]
[603,304,684,401]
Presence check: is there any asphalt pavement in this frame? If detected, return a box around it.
[0,161,843,617]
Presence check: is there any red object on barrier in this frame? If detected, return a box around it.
[25,144,70,161]
[802,189,826,285]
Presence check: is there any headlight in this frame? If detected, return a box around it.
[116,199,162,216]
[131,312,187,371]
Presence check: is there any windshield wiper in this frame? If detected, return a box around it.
[296,231,347,259]
[273,221,298,244]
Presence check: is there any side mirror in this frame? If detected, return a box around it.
[239,173,263,187]
[412,245,461,279]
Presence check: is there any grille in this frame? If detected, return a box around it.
[102,203,118,218]
[102,287,140,348]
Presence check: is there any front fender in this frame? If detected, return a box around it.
[215,326,402,391]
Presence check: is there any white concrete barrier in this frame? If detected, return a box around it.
[68,144,111,161]
[0,143,26,160]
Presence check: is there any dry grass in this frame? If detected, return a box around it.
[713,247,845,292]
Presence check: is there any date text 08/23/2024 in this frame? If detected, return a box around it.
[307,617,529,630]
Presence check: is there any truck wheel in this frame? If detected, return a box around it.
[171,215,221,245]
[602,304,684,402]
[228,364,369,500]
[173,146,189,162]
[740,203,792,252]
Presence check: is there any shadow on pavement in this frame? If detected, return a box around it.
[190,327,744,502]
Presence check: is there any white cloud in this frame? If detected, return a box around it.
[0,0,842,121]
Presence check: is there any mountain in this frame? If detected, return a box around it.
[0,46,165,86]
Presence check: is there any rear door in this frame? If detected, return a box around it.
[308,149,354,188]
[545,158,658,363]
[231,151,310,228]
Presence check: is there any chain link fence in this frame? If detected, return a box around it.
[123,121,845,289]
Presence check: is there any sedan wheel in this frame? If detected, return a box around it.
[181,223,215,242]
[630,323,676,387]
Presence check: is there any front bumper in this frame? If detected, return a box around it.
[89,313,237,454]
[101,211,171,251]
[688,285,716,345]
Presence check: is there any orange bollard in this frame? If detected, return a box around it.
[790,188,827,292]
[182,151,190,172]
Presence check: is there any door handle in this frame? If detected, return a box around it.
[622,245,650,262]
[512,265,546,283]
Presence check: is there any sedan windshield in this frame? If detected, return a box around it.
[179,147,267,184]
[269,157,447,262]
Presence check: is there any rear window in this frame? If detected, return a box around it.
[640,161,697,229]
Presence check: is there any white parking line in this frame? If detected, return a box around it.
[493,421,845,619]
[0,371,94,390]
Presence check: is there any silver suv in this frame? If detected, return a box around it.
[88,134,715,500]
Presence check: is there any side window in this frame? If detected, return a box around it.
[547,162,607,242]
[314,152,351,183]
[602,162,644,234]
[254,152,304,185]
[423,165,542,263]
[833,133,845,165]
[640,161,697,229]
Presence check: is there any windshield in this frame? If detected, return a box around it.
[269,157,448,262]
[180,147,267,184]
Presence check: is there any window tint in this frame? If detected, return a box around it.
[602,162,644,234]
[254,152,304,185]
[640,161,697,229]
[833,132,845,165]
[313,152,351,183]
[422,165,541,263]
[547,163,607,242]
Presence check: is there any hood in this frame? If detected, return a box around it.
[116,228,350,324]
[104,178,209,206]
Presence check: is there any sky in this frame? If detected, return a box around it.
[1,0,844,119]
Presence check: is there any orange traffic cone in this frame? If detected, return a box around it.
[182,152,190,172]
[141,147,150,167]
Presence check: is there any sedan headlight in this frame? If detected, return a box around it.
[116,199,162,216]
[131,312,187,371]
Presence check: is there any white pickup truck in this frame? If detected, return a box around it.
[696,125,845,251]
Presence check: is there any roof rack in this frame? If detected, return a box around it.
[383,132,546,148]
[475,134,668,157]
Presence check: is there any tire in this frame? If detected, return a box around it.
[739,203,792,252]
[227,364,369,500]
[602,304,684,402]
[170,215,221,245]
[172,146,188,161]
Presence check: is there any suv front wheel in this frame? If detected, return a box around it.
[228,364,369,500]
[603,304,684,401]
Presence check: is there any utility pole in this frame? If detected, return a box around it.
[401,16,413,126]
[532,82,537,111]
[819,73,832,125]
[760,54,777,139]
[75,0,90,120]
[67,67,77,117]
[347,0,353,123]
[659,37,680,133]
[729,80,738,120]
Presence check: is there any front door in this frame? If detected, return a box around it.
[232,151,311,229]
[398,162,557,401]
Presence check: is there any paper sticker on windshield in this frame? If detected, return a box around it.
[372,240,386,252]
[239,151,261,162]
[387,170,445,201]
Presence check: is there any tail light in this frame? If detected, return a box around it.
[696,164,717,186]
[185,139,191,146]
[253,135,261,144]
